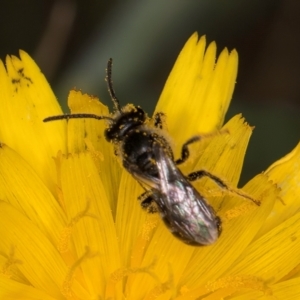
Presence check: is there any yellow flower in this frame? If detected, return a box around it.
[0,33,300,299]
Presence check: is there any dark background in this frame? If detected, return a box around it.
[1,0,299,185]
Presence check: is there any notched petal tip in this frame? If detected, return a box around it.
[155,32,239,148]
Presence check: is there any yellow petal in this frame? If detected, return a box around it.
[0,276,57,300]
[0,51,66,193]
[257,143,300,236]
[156,33,238,149]
[0,143,66,243]
[0,202,68,298]
[189,114,252,187]
[230,277,300,299]
[115,172,149,267]
[66,90,122,214]
[58,151,121,297]
[66,90,108,153]
[229,211,300,284]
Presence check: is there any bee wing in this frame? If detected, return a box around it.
[153,145,188,207]
[123,156,160,190]
[153,144,220,245]
[153,144,203,212]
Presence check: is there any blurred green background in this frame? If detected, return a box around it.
[1,0,299,185]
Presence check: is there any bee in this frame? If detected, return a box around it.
[44,59,259,246]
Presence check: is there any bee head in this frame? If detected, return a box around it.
[105,105,146,142]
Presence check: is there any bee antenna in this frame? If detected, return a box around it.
[43,114,113,123]
[106,58,121,112]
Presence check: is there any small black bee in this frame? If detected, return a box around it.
[44,59,259,246]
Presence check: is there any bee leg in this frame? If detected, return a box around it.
[187,170,228,188]
[154,112,165,129]
[175,136,201,165]
[138,191,159,213]
[176,130,230,165]
[187,170,260,206]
